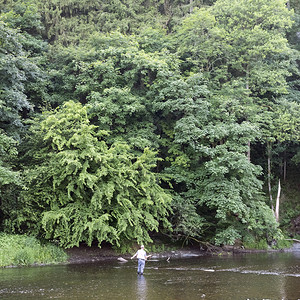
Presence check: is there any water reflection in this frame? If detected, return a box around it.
[289,250,300,259]
[136,275,147,300]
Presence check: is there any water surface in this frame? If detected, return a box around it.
[0,252,300,299]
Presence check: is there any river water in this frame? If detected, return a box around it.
[0,252,300,299]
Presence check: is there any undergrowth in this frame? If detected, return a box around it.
[0,233,68,267]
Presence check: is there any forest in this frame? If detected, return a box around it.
[1,0,300,252]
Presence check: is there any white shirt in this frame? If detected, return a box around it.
[136,249,147,260]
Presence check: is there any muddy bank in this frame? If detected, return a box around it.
[66,244,206,264]
[65,243,287,264]
[66,244,121,264]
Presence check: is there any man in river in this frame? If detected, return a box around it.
[131,245,150,275]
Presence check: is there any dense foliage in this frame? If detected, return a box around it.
[0,0,300,249]
[13,101,171,248]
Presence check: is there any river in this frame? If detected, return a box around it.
[0,251,299,299]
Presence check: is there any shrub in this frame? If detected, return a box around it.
[0,233,68,267]
[272,238,293,250]
[243,238,268,250]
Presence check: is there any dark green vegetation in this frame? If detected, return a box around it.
[0,0,300,253]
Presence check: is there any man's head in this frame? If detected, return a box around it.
[141,245,144,249]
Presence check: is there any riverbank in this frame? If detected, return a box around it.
[66,243,207,264]
[2,233,295,267]
[65,243,291,264]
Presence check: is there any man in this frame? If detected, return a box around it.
[131,245,150,275]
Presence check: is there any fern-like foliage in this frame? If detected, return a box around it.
[15,101,172,248]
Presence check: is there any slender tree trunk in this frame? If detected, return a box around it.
[267,142,274,212]
[246,65,249,90]
[189,0,193,13]
[283,150,287,181]
[275,179,281,222]
[164,0,170,15]
[245,67,250,161]
[247,141,251,161]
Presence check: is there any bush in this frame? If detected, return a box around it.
[214,227,242,246]
[0,233,68,267]
[272,238,293,250]
[243,238,268,250]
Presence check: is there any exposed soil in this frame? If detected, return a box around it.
[65,242,288,265]
[66,244,123,264]
[65,243,205,264]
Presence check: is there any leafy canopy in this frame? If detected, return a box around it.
[16,101,172,248]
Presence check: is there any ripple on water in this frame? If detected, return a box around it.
[161,265,300,278]
[218,267,300,277]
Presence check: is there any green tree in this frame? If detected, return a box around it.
[46,32,181,152]
[147,72,210,240]
[175,0,297,233]
[0,0,48,110]
[13,101,172,248]
[34,0,163,45]
[30,0,217,46]
[0,3,46,230]
[0,21,33,135]
[177,0,294,94]
[164,90,280,244]
[0,131,22,230]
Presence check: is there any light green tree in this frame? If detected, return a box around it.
[13,101,172,249]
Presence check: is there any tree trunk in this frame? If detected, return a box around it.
[245,68,250,161]
[247,140,251,161]
[267,142,274,212]
[283,150,287,181]
[164,0,170,15]
[246,65,249,90]
[275,179,281,222]
[189,0,193,13]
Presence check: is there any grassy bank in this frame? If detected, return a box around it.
[0,233,68,267]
